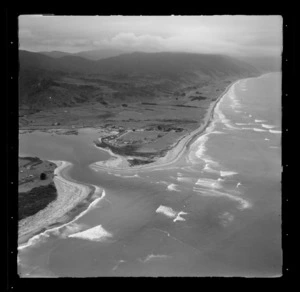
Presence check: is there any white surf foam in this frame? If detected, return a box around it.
[201,157,221,173]
[18,232,50,251]
[193,187,251,210]
[202,157,220,167]
[220,171,238,177]
[177,177,194,183]
[173,211,188,222]
[195,135,209,159]
[255,119,267,123]
[121,174,140,178]
[269,130,282,134]
[156,205,177,218]
[18,188,107,250]
[59,223,89,239]
[68,224,112,242]
[235,123,250,126]
[241,127,255,131]
[142,254,170,262]
[261,124,276,129]
[215,103,239,130]
[253,128,267,132]
[203,163,220,174]
[195,178,222,189]
[167,183,181,192]
[88,197,103,209]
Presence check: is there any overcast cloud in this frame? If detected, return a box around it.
[19,15,282,57]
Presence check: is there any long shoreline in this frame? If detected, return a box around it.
[18,160,104,249]
[90,77,242,173]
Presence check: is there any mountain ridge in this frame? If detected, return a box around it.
[19,50,261,111]
[19,50,260,76]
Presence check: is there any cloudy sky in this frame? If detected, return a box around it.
[19,15,282,57]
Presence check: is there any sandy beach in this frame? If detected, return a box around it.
[18,160,94,246]
[90,79,238,173]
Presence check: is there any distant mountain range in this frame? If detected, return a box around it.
[19,50,279,111]
[37,49,281,72]
[19,50,260,76]
[238,55,281,72]
[39,48,126,60]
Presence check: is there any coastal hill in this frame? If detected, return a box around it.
[239,55,281,72]
[20,50,259,76]
[39,48,125,61]
[19,50,260,111]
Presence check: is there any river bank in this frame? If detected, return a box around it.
[18,160,102,247]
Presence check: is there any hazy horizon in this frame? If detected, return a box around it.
[19,15,283,58]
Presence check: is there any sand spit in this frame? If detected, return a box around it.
[18,160,93,246]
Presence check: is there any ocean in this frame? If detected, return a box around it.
[18,72,282,277]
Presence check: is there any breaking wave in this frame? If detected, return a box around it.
[68,224,113,242]
[193,187,251,210]
[269,130,282,134]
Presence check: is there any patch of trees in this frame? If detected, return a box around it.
[21,157,43,168]
[156,125,184,132]
[128,159,154,166]
[95,140,139,156]
[141,102,157,105]
[190,96,206,101]
[18,183,57,221]
[174,104,196,108]
[40,173,47,180]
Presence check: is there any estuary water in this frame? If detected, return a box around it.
[18,72,282,277]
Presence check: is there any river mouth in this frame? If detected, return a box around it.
[19,128,111,166]
[18,73,282,277]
